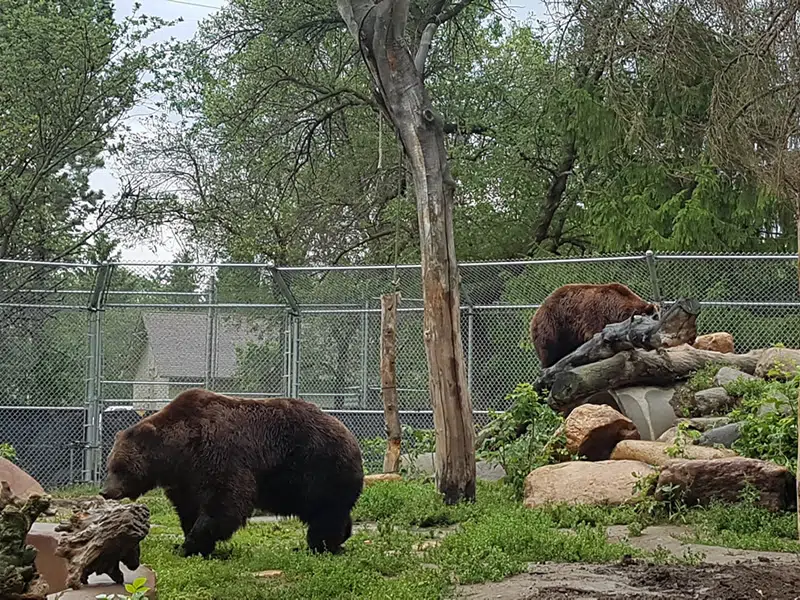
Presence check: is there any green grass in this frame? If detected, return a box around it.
[48,478,800,599]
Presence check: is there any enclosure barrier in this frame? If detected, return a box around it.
[1,251,799,487]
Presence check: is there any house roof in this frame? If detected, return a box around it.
[140,312,280,380]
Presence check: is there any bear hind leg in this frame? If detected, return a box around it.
[306,513,353,555]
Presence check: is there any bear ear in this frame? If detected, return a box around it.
[137,421,158,437]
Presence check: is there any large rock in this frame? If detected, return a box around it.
[610,440,737,466]
[756,391,794,417]
[754,347,800,379]
[523,460,655,508]
[693,332,735,353]
[0,456,45,499]
[714,366,757,388]
[692,387,736,416]
[563,404,640,460]
[656,457,796,511]
[27,522,157,599]
[608,386,677,441]
[696,422,742,449]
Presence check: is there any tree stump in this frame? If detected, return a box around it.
[54,499,150,589]
[0,481,51,600]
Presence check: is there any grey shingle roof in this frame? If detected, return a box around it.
[140,312,279,379]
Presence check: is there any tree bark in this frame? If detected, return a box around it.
[537,298,700,391]
[337,0,476,502]
[381,292,402,473]
[546,345,767,413]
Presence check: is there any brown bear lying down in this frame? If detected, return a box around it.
[100,388,364,558]
[530,282,658,368]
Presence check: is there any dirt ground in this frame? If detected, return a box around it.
[457,559,800,599]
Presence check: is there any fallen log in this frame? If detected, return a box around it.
[0,481,51,600]
[537,298,701,393]
[54,499,150,588]
[545,344,766,413]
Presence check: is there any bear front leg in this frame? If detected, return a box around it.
[181,483,254,559]
[165,488,200,554]
[306,512,353,554]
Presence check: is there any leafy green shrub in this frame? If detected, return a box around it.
[725,374,798,472]
[671,362,728,417]
[0,442,16,462]
[476,383,567,498]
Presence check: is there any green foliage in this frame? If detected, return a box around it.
[664,421,702,458]
[671,362,728,417]
[95,576,150,600]
[477,383,567,498]
[725,375,798,472]
[0,443,16,462]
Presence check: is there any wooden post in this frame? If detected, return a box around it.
[381,292,402,473]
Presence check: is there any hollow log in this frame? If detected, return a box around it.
[0,481,51,600]
[537,298,701,393]
[381,292,402,473]
[545,344,766,413]
[54,499,150,589]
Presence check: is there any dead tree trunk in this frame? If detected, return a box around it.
[537,298,701,390]
[546,345,766,413]
[0,482,51,600]
[337,0,477,502]
[381,292,402,473]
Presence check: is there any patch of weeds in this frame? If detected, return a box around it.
[0,442,16,462]
[684,495,800,554]
[476,383,568,498]
[47,482,101,498]
[725,373,798,472]
[353,479,513,527]
[664,421,701,458]
[670,362,729,417]
[430,507,640,584]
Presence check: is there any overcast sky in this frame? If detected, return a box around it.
[95,0,545,262]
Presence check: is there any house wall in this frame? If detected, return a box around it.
[132,343,169,401]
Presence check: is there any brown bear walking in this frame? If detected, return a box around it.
[530,283,658,368]
[100,389,364,558]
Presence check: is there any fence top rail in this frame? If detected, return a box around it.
[2,252,800,271]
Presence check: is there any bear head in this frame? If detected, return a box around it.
[100,420,160,501]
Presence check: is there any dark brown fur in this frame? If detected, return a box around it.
[530,283,658,368]
[100,389,364,558]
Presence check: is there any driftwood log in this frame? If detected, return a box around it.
[54,499,150,589]
[0,481,51,600]
[537,298,701,393]
[545,344,766,413]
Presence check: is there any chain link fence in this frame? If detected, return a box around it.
[2,252,800,487]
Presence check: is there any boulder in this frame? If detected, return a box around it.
[696,422,742,449]
[610,440,737,467]
[523,460,655,508]
[364,473,402,485]
[0,456,45,499]
[693,387,736,416]
[656,427,679,444]
[714,366,757,388]
[563,404,640,460]
[400,452,506,482]
[694,332,735,353]
[608,386,677,441]
[754,347,800,379]
[756,391,794,418]
[682,416,731,431]
[656,457,796,511]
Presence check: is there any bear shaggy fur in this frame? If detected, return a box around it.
[530,283,658,368]
[100,389,364,558]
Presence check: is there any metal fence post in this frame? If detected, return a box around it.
[360,298,369,408]
[270,267,301,398]
[645,250,662,304]
[204,274,217,390]
[85,263,111,483]
[466,305,474,392]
